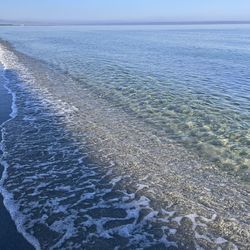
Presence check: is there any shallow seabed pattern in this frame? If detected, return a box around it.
[0,41,249,249]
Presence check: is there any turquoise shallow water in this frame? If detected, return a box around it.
[0,25,249,180]
[0,25,249,249]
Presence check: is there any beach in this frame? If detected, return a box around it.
[1,0,250,245]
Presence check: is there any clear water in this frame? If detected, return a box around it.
[1,25,250,179]
[0,25,249,249]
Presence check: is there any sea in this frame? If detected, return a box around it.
[0,25,249,249]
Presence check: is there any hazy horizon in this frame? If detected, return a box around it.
[1,19,250,26]
[1,0,250,24]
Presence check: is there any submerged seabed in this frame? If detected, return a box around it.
[0,41,249,249]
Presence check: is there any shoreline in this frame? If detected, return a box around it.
[0,68,34,250]
[0,36,249,248]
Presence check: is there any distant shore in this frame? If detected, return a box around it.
[0,24,16,26]
[1,20,250,26]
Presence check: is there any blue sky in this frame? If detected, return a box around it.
[1,0,250,22]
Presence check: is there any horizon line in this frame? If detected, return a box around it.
[1,19,250,26]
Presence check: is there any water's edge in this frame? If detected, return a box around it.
[0,65,34,249]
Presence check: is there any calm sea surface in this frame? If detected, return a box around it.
[0,25,249,249]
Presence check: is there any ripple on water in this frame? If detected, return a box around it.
[0,41,249,249]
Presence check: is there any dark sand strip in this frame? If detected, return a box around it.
[0,81,34,250]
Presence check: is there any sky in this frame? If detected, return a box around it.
[1,0,250,23]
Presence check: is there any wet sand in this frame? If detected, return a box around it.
[0,81,34,250]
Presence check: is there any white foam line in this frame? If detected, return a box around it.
[0,44,41,250]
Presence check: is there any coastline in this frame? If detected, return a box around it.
[0,68,34,249]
